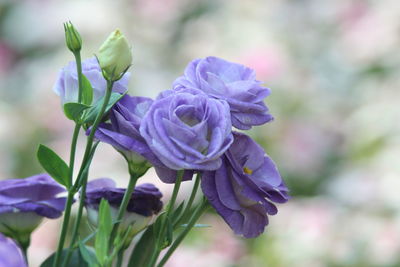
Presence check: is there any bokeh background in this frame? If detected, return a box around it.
[1,0,400,266]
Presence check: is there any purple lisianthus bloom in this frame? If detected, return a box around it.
[92,94,194,183]
[173,56,273,130]
[140,91,233,171]
[53,57,130,105]
[0,234,27,267]
[85,178,162,235]
[201,132,289,238]
[0,174,67,239]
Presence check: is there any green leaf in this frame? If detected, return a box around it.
[127,225,157,267]
[40,249,89,267]
[37,144,70,188]
[81,74,94,105]
[63,102,90,121]
[171,201,185,225]
[83,92,125,124]
[162,216,173,249]
[153,213,173,250]
[79,242,98,267]
[95,199,112,265]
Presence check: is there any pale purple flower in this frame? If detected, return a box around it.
[0,174,67,238]
[140,91,233,171]
[201,132,289,238]
[173,56,273,130]
[92,94,194,183]
[53,57,130,105]
[0,234,27,267]
[85,178,163,234]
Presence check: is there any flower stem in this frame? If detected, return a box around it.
[53,82,114,267]
[173,173,200,229]
[68,124,81,187]
[52,51,84,267]
[148,170,184,266]
[157,197,208,267]
[72,81,113,193]
[53,191,74,267]
[108,171,139,249]
[74,52,83,103]
[61,143,99,267]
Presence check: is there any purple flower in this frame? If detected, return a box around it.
[92,95,194,183]
[0,234,27,267]
[173,56,273,130]
[0,174,67,239]
[85,178,163,234]
[140,91,233,171]
[201,132,289,238]
[53,57,130,105]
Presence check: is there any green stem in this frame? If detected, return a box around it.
[157,198,208,267]
[72,81,113,192]
[53,82,113,267]
[62,143,99,267]
[69,124,81,186]
[173,173,201,229]
[74,52,83,103]
[108,171,139,249]
[166,170,184,217]
[53,191,75,267]
[53,51,84,267]
[148,170,184,266]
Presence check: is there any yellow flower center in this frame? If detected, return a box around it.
[243,167,253,175]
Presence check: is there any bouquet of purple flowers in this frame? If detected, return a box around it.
[0,22,289,267]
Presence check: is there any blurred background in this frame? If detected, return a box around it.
[1,0,400,266]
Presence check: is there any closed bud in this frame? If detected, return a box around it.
[97,29,132,81]
[64,21,82,53]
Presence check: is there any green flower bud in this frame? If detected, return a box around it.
[63,21,82,53]
[97,29,132,81]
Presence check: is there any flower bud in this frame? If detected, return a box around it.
[64,21,82,53]
[85,179,162,241]
[97,29,132,81]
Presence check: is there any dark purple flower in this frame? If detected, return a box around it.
[0,174,67,238]
[53,57,130,105]
[92,94,194,183]
[140,91,233,171]
[201,132,289,238]
[173,56,273,130]
[85,178,163,234]
[0,234,27,267]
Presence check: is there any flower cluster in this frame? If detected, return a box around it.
[91,56,289,237]
[0,27,289,266]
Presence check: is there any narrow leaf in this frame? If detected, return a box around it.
[127,225,156,267]
[95,199,112,265]
[63,102,90,121]
[37,144,70,188]
[171,201,185,224]
[162,216,173,249]
[81,74,94,105]
[83,92,125,124]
